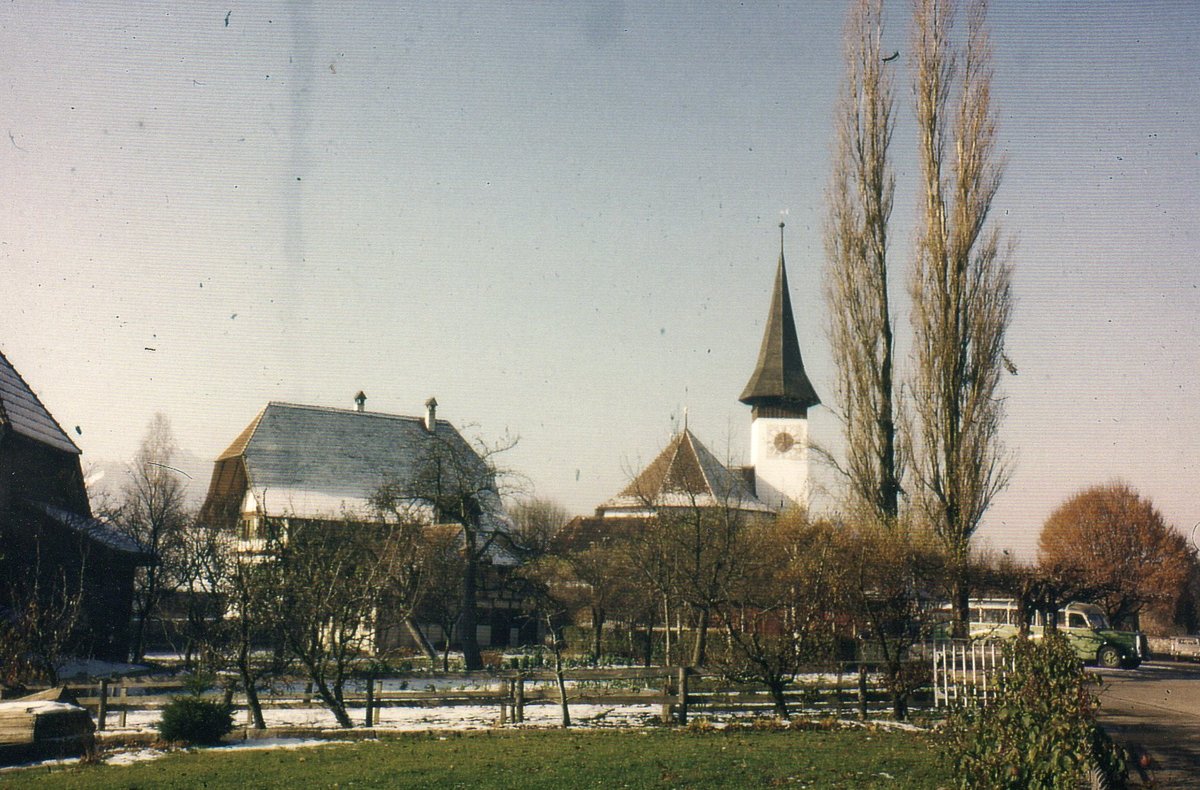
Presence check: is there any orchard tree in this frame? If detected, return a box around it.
[1039,481,1194,629]
[372,429,517,671]
[711,514,843,718]
[908,0,1014,637]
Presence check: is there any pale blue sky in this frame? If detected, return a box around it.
[2,2,1197,559]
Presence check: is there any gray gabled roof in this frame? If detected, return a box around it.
[219,402,491,519]
[739,232,820,412]
[0,349,80,455]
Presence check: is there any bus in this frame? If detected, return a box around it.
[959,598,1146,669]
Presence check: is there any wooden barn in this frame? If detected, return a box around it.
[0,349,147,665]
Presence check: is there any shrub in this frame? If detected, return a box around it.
[944,632,1125,788]
[158,696,235,746]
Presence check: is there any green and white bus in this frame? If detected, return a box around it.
[961,598,1146,669]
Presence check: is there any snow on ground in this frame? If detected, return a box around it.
[55,657,149,681]
[108,701,661,734]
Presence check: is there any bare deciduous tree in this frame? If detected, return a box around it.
[379,431,517,671]
[908,0,1013,637]
[712,514,842,718]
[117,414,192,662]
[0,558,83,687]
[266,516,425,728]
[825,0,903,526]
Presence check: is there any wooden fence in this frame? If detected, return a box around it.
[47,663,934,731]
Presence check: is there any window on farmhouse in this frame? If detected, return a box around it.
[238,517,259,540]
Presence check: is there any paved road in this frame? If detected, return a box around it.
[1096,661,1200,787]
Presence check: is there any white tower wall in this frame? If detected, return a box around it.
[749,415,809,511]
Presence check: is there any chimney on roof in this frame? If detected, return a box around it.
[354,391,367,412]
[424,397,438,431]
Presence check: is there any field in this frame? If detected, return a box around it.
[4,727,948,789]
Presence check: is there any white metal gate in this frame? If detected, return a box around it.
[932,640,1009,707]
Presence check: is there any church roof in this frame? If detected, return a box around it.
[0,348,80,455]
[739,227,820,412]
[599,429,774,515]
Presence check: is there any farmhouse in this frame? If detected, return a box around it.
[199,395,530,650]
[0,349,146,664]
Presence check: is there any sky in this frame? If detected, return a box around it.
[2,1,1197,560]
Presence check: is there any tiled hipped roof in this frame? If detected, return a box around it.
[600,429,773,514]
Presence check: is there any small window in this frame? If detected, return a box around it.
[981,608,1008,625]
[1068,613,1087,629]
[238,516,260,540]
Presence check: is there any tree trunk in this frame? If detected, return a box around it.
[768,678,789,719]
[662,595,672,665]
[590,606,605,666]
[313,675,353,729]
[951,574,970,640]
[891,689,907,721]
[405,617,438,665]
[460,541,483,671]
[548,620,570,728]
[690,607,709,667]
[237,628,266,729]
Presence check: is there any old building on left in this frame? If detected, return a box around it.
[0,349,148,668]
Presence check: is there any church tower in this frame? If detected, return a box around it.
[739,222,820,510]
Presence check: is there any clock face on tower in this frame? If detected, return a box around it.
[768,426,800,457]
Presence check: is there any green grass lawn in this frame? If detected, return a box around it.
[3,727,948,789]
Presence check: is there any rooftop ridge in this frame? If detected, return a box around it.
[266,400,429,423]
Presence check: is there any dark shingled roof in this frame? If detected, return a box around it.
[0,349,80,455]
[25,501,147,555]
[600,429,773,514]
[218,401,490,518]
[739,243,820,412]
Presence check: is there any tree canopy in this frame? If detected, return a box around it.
[1039,481,1195,628]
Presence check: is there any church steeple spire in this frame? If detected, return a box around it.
[739,222,820,417]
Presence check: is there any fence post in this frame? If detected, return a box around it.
[118,681,128,728]
[660,674,675,724]
[498,679,508,726]
[514,676,525,723]
[364,676,375,728]
[97,679,109,732]
[676,666,689,726]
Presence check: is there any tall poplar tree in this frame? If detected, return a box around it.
[909,0,1013,636]
[825,0,902,526]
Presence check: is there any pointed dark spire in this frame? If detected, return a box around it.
[739,222,820,416]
